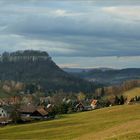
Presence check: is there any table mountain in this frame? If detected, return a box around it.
[0,50,96,93]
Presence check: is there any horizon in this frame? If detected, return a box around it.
[0,0,140,68]
[0,50,140,69]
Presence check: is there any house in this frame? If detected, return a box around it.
[40,97,50,104]
[31,108,48,119]
[0,107,8,118]
[91,99,98,109]
[75,102,85,112]
[0,97,21,106]
[84,106,92,111]
[46,104,53,113]
[20,104,49,120]
[20,103,36,117]
[0,107,12,125]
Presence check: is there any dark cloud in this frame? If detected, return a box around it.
[0,0,140,59]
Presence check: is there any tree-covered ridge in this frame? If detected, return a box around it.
[0,50,51,62]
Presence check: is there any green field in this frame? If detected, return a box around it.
[0,104,140,140]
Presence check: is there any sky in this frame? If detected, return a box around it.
[0,0,140,68]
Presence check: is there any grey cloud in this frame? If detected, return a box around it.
[0,0,140,58]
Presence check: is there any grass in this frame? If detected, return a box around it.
[0,104,140,140]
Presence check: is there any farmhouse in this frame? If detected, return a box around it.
[20,104,50,120]
[20,104,36,117]
[75,102,85,111]
[91,99,98,109]
[0,107,8,118]
[46,104,53,112]
[0,107,12,125]
[31,108,48,119]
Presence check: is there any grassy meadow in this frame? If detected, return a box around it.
[0,104,139,140]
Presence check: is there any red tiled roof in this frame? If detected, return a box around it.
[36,108,48,116]
[91,100,98,105]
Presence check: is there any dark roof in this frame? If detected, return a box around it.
[20,104,36,113]
[75,102,84,108]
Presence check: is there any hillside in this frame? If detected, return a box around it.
[123,87,140,101]
[0,105,139,140]
[0,50,97,93]
[64,68,140,85]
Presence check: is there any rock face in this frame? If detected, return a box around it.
[0,50,95,93]
[0,50,51,62]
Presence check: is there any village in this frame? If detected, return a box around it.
[0,91,139,126]
[0,94,98,125]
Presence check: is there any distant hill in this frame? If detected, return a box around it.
[64,68,140,85]
[0,50,98,93]
[63,67,113,73]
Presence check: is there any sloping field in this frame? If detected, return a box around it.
[123,87,140,101]
[0,105,140,140]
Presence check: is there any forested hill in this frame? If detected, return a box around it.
[0,50,98,93]
[64,68,140,85]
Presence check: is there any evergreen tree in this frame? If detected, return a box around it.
[120,95,125,105]
[114,96,120,105]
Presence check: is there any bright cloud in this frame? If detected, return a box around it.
[102,6,140,21]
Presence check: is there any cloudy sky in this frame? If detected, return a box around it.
[0,0,140,68]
